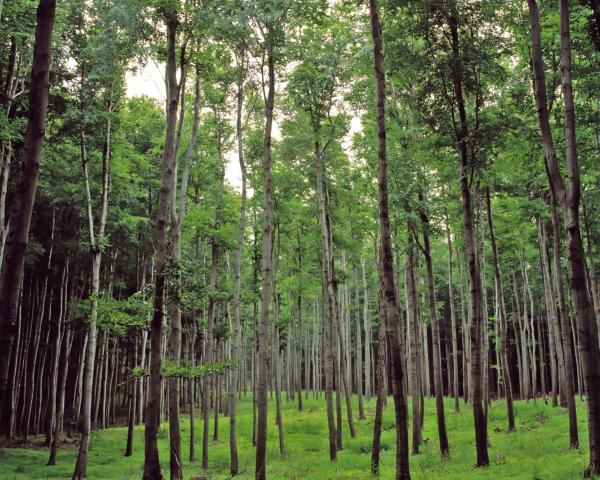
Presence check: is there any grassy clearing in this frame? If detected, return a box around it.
[0,395,594,479]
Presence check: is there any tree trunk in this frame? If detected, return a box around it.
[0,0,56,412]
[48,323,71,465]
[143,13,179,480]
[255,33,275,480]
[448,13,489,467]
[124,339,137,457]
[446,213,460,412]
[538,218,563,407]
[371,261,387,475]
[73,79,113,480]
[558,0,600,469]
[362,259,372,400]
[355,277,365,420]
[167,59,200,480]
[406,234,421,455]
[528,0,580,450]
[229,53,247,475]
[485,188,515,432]
[314,125,338,459]
[369,1,410,477]
[419,194,449,455]
[45,258,66,447]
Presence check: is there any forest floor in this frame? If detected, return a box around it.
[0,395,594,479]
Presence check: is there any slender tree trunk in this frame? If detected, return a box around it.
[125,340,137,457]
[73,80,113,480]
[45,258,66,446]
[419,195,449,455]
[229,54,247,475]
[143,14,180,480]
[448,14,489,467]
[558,0,600,469]
[406,235,421,455]
[485,188,515,432]
[362,260,372,400]
[538,218,563,407]
[48,323,71,465]
[271,231,285,457]
[355,278,365,420]
[255,34,275,480]
[446,214,460,412]
[369,1,410,477]
[371,261,387,475]
[167,60,200,480]
[528,0,580,450]
[314,129,338,459]
[202,241,218,469]
[0,0,56,412]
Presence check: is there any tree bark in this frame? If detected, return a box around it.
[167,59,200,480]
[371,260,387,475]
[406,234,421,455]
[73,79,113,480]
[419,194,449,455]
[0,0,56,412]
[445,213,460,412]
[485,188,515,432]
[48,323,72,465]
[528,0,581,450]
[229,50,247,476]
[558,0,600,469]
[255,32,275,480]
[448,13,489,467]
[369,0,411,477]
[143,13,180,480]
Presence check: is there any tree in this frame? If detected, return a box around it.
[143,6,180,480]
[0,0,56,416]
[368,0,410,478]
[528,0,600,471]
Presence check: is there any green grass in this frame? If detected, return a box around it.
[0,395,594,479]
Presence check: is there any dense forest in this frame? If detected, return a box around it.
[1,0,600,479]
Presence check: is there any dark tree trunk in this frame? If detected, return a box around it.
[143,13,180,480]
[448,14,489,467]
[45,259,66,447]
[202,241,218,470]
[445,213,460,412]
[124,340,137,457]
[528,0,580,451]
[371,261,387,475]
[419,193,449,455]
[406,234,421,455]
[369,0,410,477]
[558,0,600,470]
[0,0,56,413]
